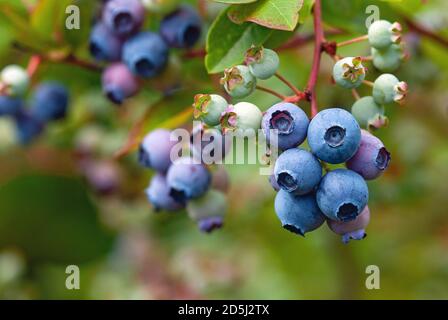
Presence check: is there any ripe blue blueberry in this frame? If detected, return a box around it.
[221,65,256,99]
[220,102,262,133]
[269,174,281,192]
[29,82,69,122]
[193,94,228,127]
[103,0,145,37]
[368,20,402,50]
[187,190,227,233]
[307,108,361,164]
[262,102,309,150]
[327,205,370,244]
[166,157,211,203]
[160,5,202,49]
[102,63,140,104]
[317,169,369,222]
[274,190,325,236]
[123,32,169,78]
[13,111,43,145]
[372,74,408,105]
[332,57,366,89]
[245,46,280,80]
[346,130,391,180]
[371,44,404,72]
[351,96,388,130]
[274,148,322,195]
[0,65,29,96]
[139,129,177,173]
[146,173,184,212]
[0,96,23,116]
[89,23,123,62]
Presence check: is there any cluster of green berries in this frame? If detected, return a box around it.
[333,20,408,130]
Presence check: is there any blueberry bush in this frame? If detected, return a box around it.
[0,0,447,299]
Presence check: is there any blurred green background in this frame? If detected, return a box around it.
[0,0,447,299]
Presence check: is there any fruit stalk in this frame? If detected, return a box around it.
[255,85,286,100]
[337,35,369,47]
[274,72,306,99]
[26,55,41,78]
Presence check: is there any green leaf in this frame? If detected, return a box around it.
[206,9,272,73]
[31,0,73,41]
[227,0,303,31]
[0,174,115,264]
[213,0,258,3]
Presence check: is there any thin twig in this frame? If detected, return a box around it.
[27,55,41,78]
[337,35,369,47]
[255,86,286,100]
[404,16,448,48]
[363,80,374,87]
[274,72,305,97]
[351,89,361,100]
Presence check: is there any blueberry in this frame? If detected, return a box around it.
[373,74,408,105]
[269,174,281,192]
[274,148,322,195]
[371,44,404,72]
[190,125,231,164]
[146,173,184,212]
[327,205,370,244]
[351,96,388,130]
[160,5,202,49]
[193,94,228,127]
[332,57,366,89]
[220,102,262,133]
[245,46,280,80]
[122,32,169,78]
[346,130,391,180]
[102,63,140,104]
[139,129,177,173]
[89,23,123,62]
[29,82,69,122]
[0,96,23,116]
[262,102,309,150]
[84,160,121,195]
[166,157,211,203]
[103,0,145,37]
[274,190,325,236]
[316,169,369,222]
[368,20,402,50]
[187,190,227,233]
[307,108,361,164]
[211,165,230,193]
[13,111,44,145]
[0,65,29,96]
[221,65,256,99]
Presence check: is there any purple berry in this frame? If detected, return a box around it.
[103,0,145,37]
[167,157,211,203]
[139,129,177,173]
[187,190,227,233]
[146,173,184,212]
[274,148,322,195]
[327,205,370,244]
[160,5,202,49]
[274,190,326,236]
[262,102,309,151]
[89,23,123,61]
[346,130,391,180]
[102,63,140,104]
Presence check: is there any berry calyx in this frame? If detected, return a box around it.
[333,57,366,89]
[372,73,408,105]
[220,102,262,133]
[221,65,256,99]
[368,20,402,50]
[192,94,228,127]
[245,45,280,80]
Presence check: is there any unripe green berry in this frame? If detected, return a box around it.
[351,96,388,130]
[245,46,280,80]
[221,65,256,99]
[193,94,228,126]
[220,102,262,133]
[368,20,402,50]
[187,190,227,221]
[371,44,404,72]
[332,57,366,89]
[0,65,29,96]
[373,74,408,105]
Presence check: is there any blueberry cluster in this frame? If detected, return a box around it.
[0,65,69,144]
[333,20,408,130]
[90,0,202,104]
[138,128,230,233]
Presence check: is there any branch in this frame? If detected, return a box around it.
[403,16,448,48]
[306,0,325,118]
[255,85,286,100]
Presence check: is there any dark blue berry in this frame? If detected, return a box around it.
[102,63,140,104]
[103,0,145,37]
[89,23,123,61]
[123,32,169,78]
[14,111,43,145]
[0,96,23,116]
[139,129,177,173]
[146,173,184,212]
[160,5,202,48]
[29,82,69,122]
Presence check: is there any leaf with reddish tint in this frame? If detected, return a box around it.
[228,0,304,31]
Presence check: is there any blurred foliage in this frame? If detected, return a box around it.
[0,0,447,299]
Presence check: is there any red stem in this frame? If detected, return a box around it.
[255,86,286,100]
[306,0,325,118]
[27,55,41,78]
